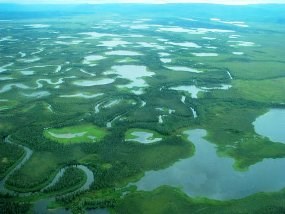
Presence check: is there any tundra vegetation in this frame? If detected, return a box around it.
[0,4,285,214]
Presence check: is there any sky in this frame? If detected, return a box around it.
[0,0,285,4]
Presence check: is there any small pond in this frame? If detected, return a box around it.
[126,130,162,144]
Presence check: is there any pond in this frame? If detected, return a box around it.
[105,65,154,89]
[158,52,170,57]
[25,24,50,28]
[228,41,255,47]
[192,53,218,57]
[160,58,171,63]
[105,50,142,56]
[20,70,34,75]
[131,129,285,200]
[126,130,162,144]
[73,79,114,86]
[201,84,232,90]
[80,68,96,76]
[170,85,205,99]
[60,93,103,99]
[18,57,41,63]
[0,62,14,73]
[47,132,86,139]
[166,66,203,73]
[36,78,64,88]
[232,52,244,55]
[83,55,106,65]
[0,83,30,93]
[253,109,285,144]
[158,26,234,34]
[166,41,201,48]
[171,84,232,99]
[104,99,121,108]
[137,42,165,50]
[98,39,131,48]
[22,91,50,98]
[55,40,83,45]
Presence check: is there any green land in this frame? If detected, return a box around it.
[0,3,285,214]
[125,128,163,143]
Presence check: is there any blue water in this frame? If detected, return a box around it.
[132,129,285,200]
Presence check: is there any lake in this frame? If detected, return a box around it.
[253,109,285,144]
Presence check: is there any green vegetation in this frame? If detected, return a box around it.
[1,4,285,214]
[87,135,194,189]
[6,152,59,192]
[43,124,107,144]
[115,186,285,214]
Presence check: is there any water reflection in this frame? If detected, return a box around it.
[133,129,285,200]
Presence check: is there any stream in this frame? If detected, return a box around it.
[0,136,95,212]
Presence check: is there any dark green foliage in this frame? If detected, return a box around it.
[0,195,31,214]
[1,4,285,213]
[0,141,24,179]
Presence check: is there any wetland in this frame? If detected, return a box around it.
[1,3,285,214]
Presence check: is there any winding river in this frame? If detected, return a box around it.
[0,136,95,211]
[0,136,33,195]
